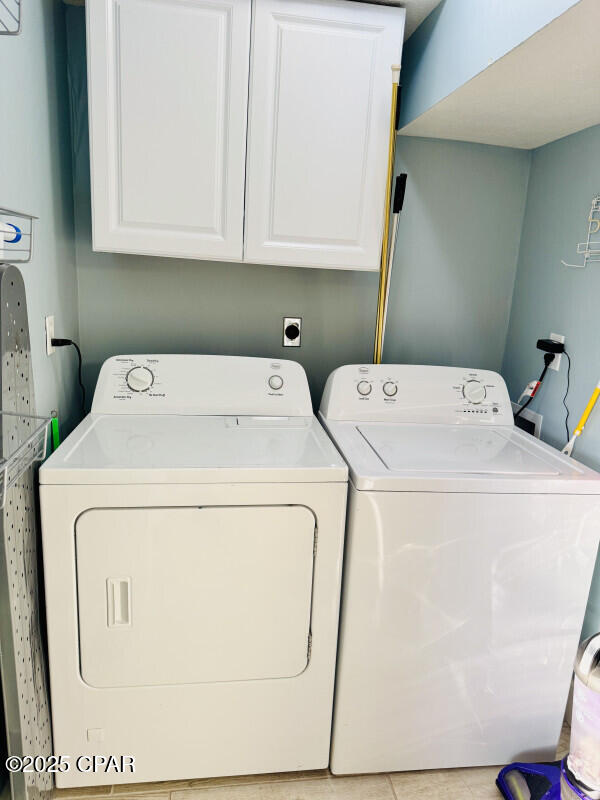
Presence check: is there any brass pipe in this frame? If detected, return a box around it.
[373,65,401,364]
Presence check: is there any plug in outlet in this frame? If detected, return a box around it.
[511,402,543,438]
[549,333,565,371]
[45,316,55,355]
[283,317,302,347]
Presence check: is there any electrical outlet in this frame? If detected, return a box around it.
[45,315,55,355]
[511,402,543,438]
[549,332,565,371]
[283,317,301,347]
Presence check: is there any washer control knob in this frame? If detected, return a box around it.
[126,366,154,392]
[357,380,372,396]
[383,381,398,397]
[463,380,486,404]
[268,374,284,391]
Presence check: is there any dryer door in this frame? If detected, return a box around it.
[75,505,315,688]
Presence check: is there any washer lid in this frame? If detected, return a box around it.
[359,424,560,476]
[39,414,347,485]
[319,418,600,493]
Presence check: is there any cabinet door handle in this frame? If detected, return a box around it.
[107,578,131,627]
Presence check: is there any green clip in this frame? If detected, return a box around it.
[51,416,60,451]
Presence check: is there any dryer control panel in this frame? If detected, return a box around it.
[320,364,513,424]
[92,355,313,416]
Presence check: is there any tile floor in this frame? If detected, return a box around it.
[52,725,570,800]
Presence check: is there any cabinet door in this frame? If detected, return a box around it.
[87,0,251,261]
[244,0,405,270]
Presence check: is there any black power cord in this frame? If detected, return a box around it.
[51,338,86,414]
[562,350,571,444]
[513,352,555,420]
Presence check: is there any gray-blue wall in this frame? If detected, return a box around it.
[502,125,600,467]
[65,6,530,406]
[502,123,600,636]
[0,0,80,433]
[386,137,530,368]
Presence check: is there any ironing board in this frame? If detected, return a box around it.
[0,264,52,800]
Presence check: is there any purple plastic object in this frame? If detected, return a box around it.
[497,761,561,799]
[496,759,593,800]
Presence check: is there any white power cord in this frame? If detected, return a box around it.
[518,380,539,405]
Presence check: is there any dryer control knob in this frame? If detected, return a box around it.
[463,380,486,404]
[126,366,154,392]
[383,382,398,397]
[357,381,372,396]
[268,374,284,391]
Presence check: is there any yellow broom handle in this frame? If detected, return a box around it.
[574,382,600,435]
[373,65,401,364]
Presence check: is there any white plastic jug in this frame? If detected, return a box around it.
[568,633,600,794]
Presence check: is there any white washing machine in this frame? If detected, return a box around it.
[319,364,600,775]
[40,354,347,788]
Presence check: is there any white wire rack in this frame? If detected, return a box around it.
[561,195,600,269]
[0,411,50,509]
[0,208,37,263]
[0,0,21,35]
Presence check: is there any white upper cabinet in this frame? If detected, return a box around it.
[86,0,405,269]
[86,0,251,261]
[244,0,405,270]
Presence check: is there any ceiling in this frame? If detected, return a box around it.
[360,0,443,39]
[399,0,600,148]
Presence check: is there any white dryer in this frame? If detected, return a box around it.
[40,354,347,788]
[319,364,600,775]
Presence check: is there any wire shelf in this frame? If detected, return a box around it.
[0,0,21,34]
[0,208,37,263]
[561,195,600,269]
[0,411,50,508]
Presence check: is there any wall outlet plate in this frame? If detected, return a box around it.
[549,332,565,371]
[283,317,302,347]
[511,402,543,438]
[45,315,55,355]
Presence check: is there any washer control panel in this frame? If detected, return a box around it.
[462,379,486,404]
[320,364,513,424]
[92,355,312,416]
